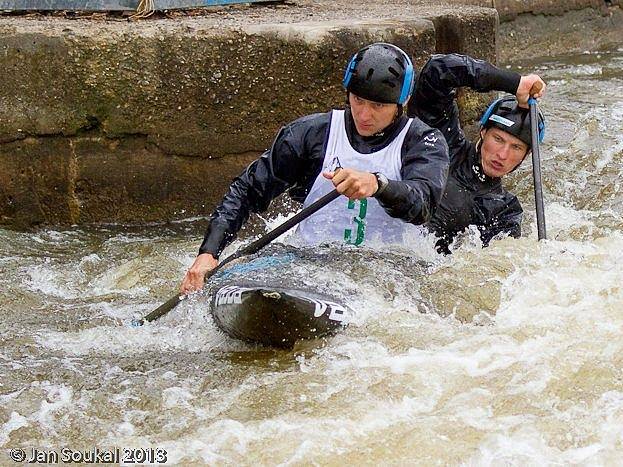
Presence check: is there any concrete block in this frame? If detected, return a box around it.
[499,6,623,63]
[494,0,605,22]
[0,18,440,225]
[71,136,259,223]
[0,137,74,226]
[422,7,499,131]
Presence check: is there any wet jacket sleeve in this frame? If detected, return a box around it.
[198,113,329,258]
[474,193,523,246]
[409,53,521,157]
[375,123,449,225]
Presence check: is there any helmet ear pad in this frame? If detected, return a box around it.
[343,43,416,105]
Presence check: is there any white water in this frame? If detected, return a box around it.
[2,50,623,465]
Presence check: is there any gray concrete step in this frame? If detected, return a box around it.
[1,0,279,12]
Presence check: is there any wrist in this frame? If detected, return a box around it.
[372,172,389,197]
[197,251,218,261]
[196,252,219,270]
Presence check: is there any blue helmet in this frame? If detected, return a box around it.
[480,95,546,147]
[342,43,415,106]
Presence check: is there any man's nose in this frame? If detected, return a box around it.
[358,103,372,119]
[498,144,511,160]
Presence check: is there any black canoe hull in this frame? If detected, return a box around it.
[210,284,350,348]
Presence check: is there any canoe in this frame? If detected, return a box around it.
[207,249,351,348]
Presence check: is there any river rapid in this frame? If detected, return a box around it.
[2,49,623,465]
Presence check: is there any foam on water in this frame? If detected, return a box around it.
[106,229,623,464]
[35,303,248,356]
[4,50,623,465]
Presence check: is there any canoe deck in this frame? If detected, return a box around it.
[210,283,350,348]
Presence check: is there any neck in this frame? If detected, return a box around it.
[345,108,405,147]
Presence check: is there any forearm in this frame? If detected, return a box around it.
[198,112,331,258]
[410,54,520,123]
[480,217,522,246]
[476,195,523,246]
[421,53,520,96]
[376,180,432,224]
[198,156,288,258]
[199,218,235,258]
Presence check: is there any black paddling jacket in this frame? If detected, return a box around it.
[199,109,449,258]
[408,54,524,253]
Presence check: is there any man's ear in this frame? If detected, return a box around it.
[480,127,487,140]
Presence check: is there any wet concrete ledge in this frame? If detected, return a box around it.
[0,0,622,227]
[452,0,623,61]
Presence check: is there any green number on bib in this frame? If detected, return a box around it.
[344,198,367,246]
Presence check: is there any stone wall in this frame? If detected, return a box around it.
[0,7,496,227]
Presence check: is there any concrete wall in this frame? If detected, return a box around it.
[448,0,610,20]
[495,0,606,21]
[448,0,623,62]
[1,0,622,227]
[0,8,497,227]
[498,2,623,63]
[420,8,497,126]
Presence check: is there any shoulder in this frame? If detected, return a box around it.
[405,116,444,139]
[422,53,462,70]
[403,117,448,152]
[276,111,332,145]
[285,111,332,131]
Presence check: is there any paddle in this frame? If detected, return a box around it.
[131,188,341,326]
[529,82,546,241]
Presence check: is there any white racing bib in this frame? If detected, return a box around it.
[297,110,416,246]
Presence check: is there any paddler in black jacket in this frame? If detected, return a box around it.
[181,43,450,294]
[409,54,546,253]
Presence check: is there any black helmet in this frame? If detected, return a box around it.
[480,96,546,147]
[342,43,415,105]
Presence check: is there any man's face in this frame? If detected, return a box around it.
[480,127,530,178]
[348,93,398,137]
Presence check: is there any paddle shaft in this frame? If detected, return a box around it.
[528,81,546,241]
[134,188,341,325]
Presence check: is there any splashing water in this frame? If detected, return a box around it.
[2,50,623,464]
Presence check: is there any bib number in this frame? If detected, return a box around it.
[344,199,367,246]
